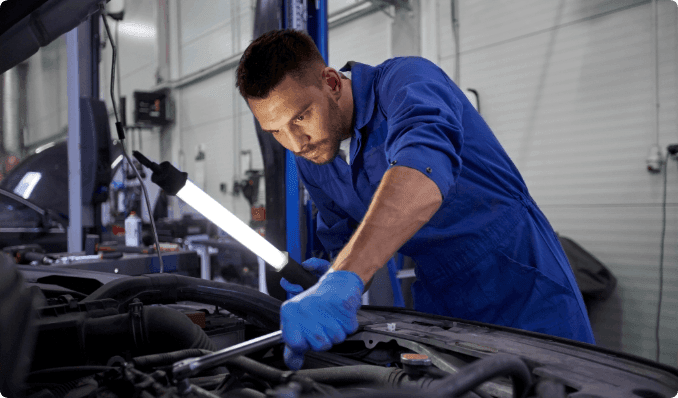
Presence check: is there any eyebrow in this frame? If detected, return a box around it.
[263,103,312,134]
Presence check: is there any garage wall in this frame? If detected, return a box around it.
[329,10,392,69]
[23,36,68,147]
[167,0,256,223]
[430,0,678,365]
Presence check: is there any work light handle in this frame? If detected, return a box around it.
[279,253,319,290]
[133,150,161,173]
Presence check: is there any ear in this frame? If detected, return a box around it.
[322,67,342,94]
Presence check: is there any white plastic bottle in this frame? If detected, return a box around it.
[125,211,142,247]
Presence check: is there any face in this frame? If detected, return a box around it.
[247,70,351,165]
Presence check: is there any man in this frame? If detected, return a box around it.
[236,29,595,370]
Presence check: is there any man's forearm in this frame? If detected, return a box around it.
[330,166,443,283]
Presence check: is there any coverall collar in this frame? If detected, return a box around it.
[340,61,378,165]
[341,61,377,131]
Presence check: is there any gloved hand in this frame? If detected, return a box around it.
[280,270,364,370]
[280,258,332,297]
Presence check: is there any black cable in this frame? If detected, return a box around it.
[656,152,669,363]
[100,4,165,273]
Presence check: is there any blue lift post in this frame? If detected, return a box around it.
[284,0,328,265]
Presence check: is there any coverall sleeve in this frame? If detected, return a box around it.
[297,167,354,257]
[378,58,464,200]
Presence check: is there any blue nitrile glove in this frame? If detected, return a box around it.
[280,258,332,297]
[280,270,364,370]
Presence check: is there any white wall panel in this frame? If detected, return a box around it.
[178,0,244,75]
[179,69,236,130]
[179,0,232,45]
[435,0,678,365]
[25,36,68,145]
[328,10,391,69]
[180,26,234,76]
[442,0,648,60]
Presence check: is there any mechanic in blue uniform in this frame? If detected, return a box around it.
[236,29,595,370]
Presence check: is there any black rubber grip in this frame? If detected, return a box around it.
[133,151,161,173]
[278,256,318,290]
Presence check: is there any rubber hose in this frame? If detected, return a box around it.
[430,354,532,398]
[144,306,217,352]
[226,358,485,398]
[223,356,287,383]
[189,374,227,390]
[535,379,566,398]
[84,306,215,362]
[335,391,437,398]
[224,387,267,398]
[190,383,222,398]
[296,366,409,388]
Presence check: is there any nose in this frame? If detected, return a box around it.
[283,128,310,153]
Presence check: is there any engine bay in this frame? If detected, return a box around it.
[3,259,678,398]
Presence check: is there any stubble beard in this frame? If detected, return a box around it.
[307,98,349,166]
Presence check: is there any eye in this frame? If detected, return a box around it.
[296,114,305,122]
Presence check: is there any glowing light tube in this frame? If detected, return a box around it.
[176,180,288,270]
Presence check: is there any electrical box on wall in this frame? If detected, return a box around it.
[133,90,173,126]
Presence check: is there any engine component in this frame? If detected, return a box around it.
[30,299,215,371]
[0,253,43,398]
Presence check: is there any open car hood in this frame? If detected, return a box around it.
[0,0,104,75]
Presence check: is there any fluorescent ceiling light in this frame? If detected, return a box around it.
[14,172,42,199]
[119,22,156,39]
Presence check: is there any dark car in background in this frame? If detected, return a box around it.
[0,141,71,253]
[0,140,122,254]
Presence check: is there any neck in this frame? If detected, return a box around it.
[340,78,355,140]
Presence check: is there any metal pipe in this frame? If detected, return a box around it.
[2,69,21,155]
[652,0,659,146]
[451,0,460,85]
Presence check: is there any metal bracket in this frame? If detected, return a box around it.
[129,298,145,349]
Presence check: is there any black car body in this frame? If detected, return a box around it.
[0,140,124,254]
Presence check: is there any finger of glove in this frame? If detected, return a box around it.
[280,302,311,353]
[281,301,335,352]
[303,320,336,352]
[301,258,331,277]
[324,305,360,336]
[280,278,304,296]
[322,317,348,345]
[283,345,306,371]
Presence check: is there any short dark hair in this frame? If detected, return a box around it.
[236,29,326,99]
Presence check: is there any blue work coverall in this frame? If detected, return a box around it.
[295,57,596,344]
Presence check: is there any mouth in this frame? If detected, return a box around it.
[297,146,318,158]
